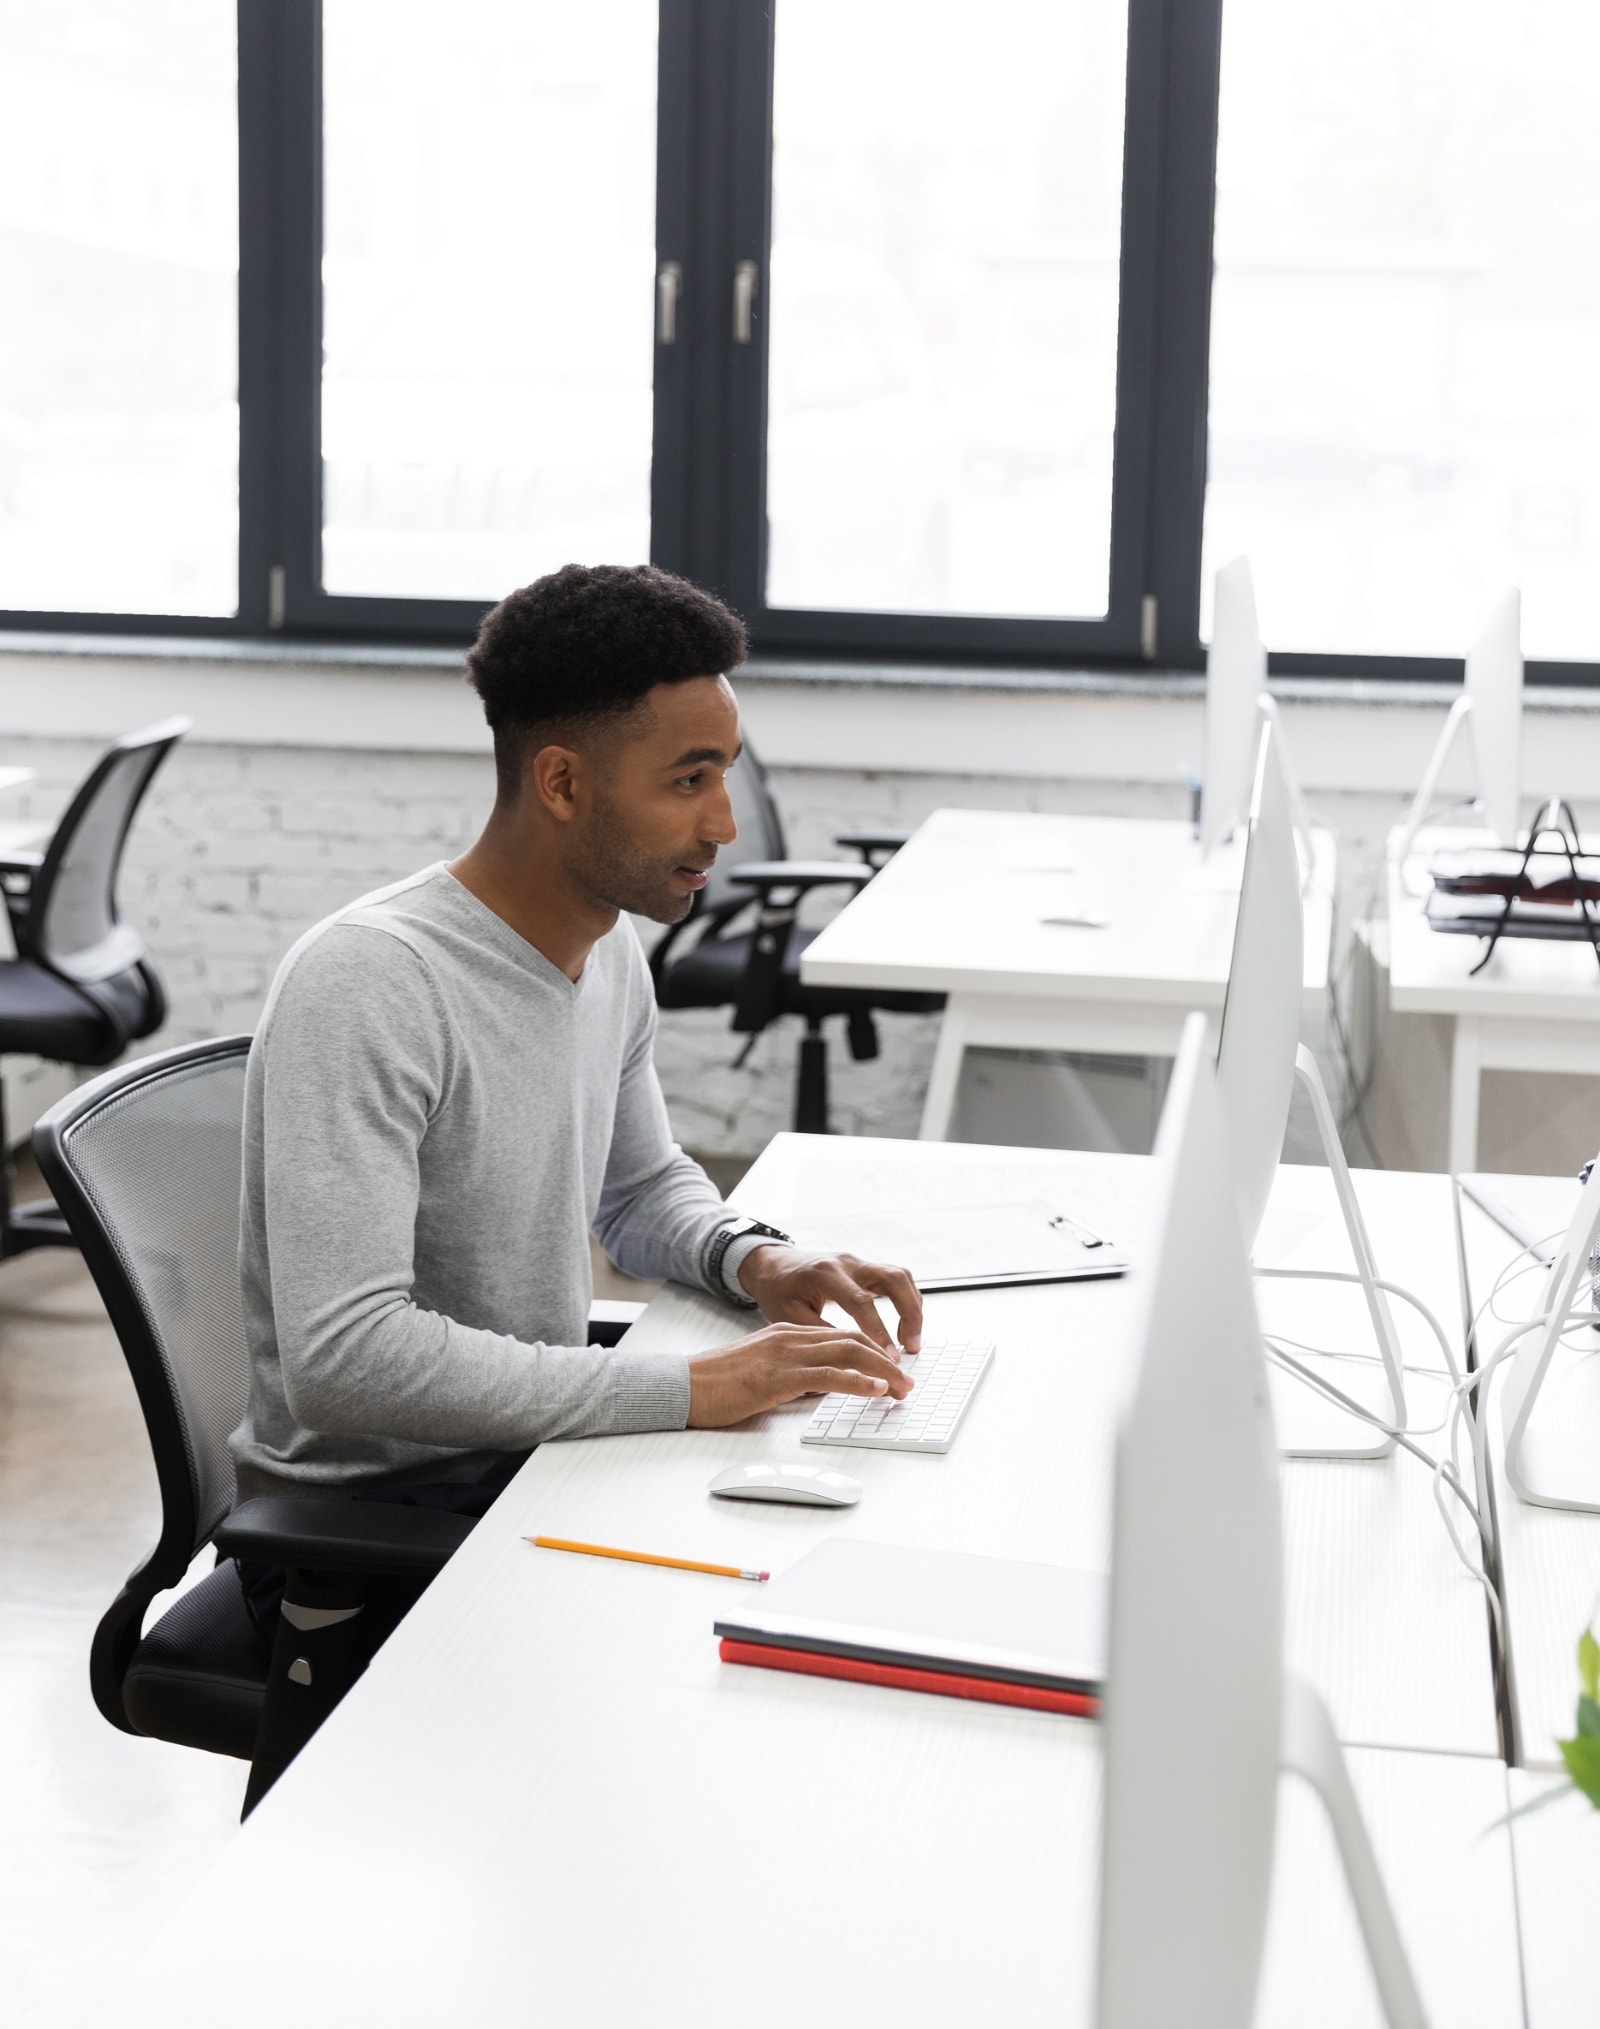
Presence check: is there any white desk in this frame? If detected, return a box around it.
[744,1137,1495,1757]
[1458,1192,1600,1770]
[801,810,1337,1140]
[1508,1771,1600,2029]
[1390,829,1600,1173]
[114,1137,1520,2025]
[111,1137,1513,2025]
[116,1695,1519,2028]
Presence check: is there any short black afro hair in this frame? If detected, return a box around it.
[466,563,749,797]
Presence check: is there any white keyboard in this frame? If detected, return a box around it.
[800,1339,995,1454]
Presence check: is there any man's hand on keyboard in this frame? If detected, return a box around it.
[735,1246,923,1355]
[687,1322,913,1429]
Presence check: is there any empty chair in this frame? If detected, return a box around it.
[650,740,941,1132]
[0,716,189,1258]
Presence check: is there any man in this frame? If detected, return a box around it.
[230,563,920,1569]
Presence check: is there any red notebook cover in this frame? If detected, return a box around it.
[719,1637,1097,1717]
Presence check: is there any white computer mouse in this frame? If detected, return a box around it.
[707,1461,862,1508]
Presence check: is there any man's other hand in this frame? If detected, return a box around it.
[687,1321,912,1429]
[736,1245,923,1356]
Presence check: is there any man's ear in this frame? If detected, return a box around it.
[527,742,583,823]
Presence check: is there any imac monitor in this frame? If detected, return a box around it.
[1097,1011,1283,2029]
[1464,588,1523,849]
[1215,720,1301,1253]
[1216,721,1407,1458]
[1200,556,1267,859]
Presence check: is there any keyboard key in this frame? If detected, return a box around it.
[800,1340,994,1455]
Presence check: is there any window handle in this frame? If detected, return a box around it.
[656,261,682,345]
[733,259,758,343]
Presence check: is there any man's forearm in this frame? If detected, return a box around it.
[279,1298,691,1448]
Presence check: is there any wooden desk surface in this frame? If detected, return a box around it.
[801,809,1335,1006]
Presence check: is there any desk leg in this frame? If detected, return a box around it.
[918,1002,970,1140]
[1448,1016,1481,1176]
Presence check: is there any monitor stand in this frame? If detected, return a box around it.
[1392,693,1477,873]
[1259,1047,1408,1460]
[1280,1675,1429,2029]
[1499,1156,1600,1512]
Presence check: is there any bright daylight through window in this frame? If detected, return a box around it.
[0,1,237,617]
[320,0,657,602]
[1204,0,1600,660]
[765,0,1128,621]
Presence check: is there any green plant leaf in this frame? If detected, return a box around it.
[1557,1733,1600,1810]
[1580,1630,1600,1702]
[1578,1695,1600,1741]
[1481,1782,1581,1837]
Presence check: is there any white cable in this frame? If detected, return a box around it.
[1264,1302,1589,1651]
[1256,1265,1461,1385]
[1261,1325,1455,1392]
[1260,1228,1591,1669]
[1268,1333,1507,1648]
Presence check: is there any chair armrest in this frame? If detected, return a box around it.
[833,829,911,866]
[214,1496,474,1576]
[588,1298,646,1347]
[727,859,873,895]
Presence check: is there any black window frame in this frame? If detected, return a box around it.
[2,0,1593,689]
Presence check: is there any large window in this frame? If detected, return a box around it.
[4,0,1596,681]
[0,1,237,617]
[1204,0,1600,668]
[765,0,1128,623]
[320,0,657,602]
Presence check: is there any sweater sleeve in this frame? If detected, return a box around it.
[590,934,769,1300]
[255,926,690,1448]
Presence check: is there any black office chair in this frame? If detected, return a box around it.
[0,715,190,1260]
[650,742,942,1133]
[33,1034,640,1815]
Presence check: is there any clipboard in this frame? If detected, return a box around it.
[787,1196,1128,1289]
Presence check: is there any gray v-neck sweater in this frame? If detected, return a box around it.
[230,865,754,1501]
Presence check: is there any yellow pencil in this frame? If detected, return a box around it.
[529,1534,769,1582]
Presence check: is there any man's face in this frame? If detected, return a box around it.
[564,675,742,924]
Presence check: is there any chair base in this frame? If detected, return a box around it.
[1,1197,76,1257]
[796,1026,830,1134]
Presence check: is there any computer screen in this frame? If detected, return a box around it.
[1215,720,1303,1250]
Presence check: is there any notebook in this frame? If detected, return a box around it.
[715,1537,1105,1708]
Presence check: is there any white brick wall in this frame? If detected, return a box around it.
[0,729,1413,1161]
[6,644,1597,1170]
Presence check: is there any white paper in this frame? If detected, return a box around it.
[787,1196,1125,1287]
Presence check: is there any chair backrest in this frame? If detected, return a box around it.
[33,1036,252,1585]
[698,740,788,918]
[22,716,191,984]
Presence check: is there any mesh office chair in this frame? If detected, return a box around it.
[0,715,190,1258]
[650,742,942,1132]
[35,1034,641,1815]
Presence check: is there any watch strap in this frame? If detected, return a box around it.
[707,1217,792,1302]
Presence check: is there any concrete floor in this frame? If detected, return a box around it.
[0,1239,243,2029]
[0,1153,741,2025]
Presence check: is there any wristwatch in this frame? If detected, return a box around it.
[706,1215,793,1303]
